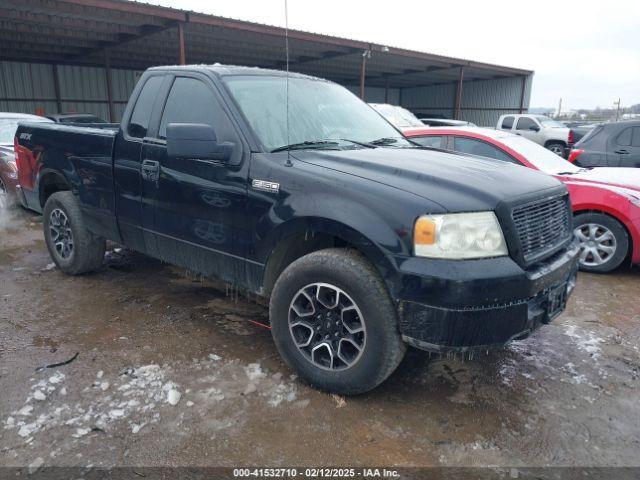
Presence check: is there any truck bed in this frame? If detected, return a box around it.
[16,122,119,239]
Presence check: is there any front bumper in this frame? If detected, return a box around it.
[395,239,580,352]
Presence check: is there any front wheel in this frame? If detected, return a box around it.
[269,249,406,395]
[43,191,106,275]
[573,213,629,273]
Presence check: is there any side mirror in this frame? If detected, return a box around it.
[166,123,234,162]
[529,124,541,132]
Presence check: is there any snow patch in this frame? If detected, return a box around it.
[564,324,603,359]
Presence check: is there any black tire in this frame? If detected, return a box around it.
[43,191,105,275]
[269,248,406,395]
[574,212,629,273]
[546,141,566,157]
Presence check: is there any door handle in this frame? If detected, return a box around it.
[141,159,160,182]
[614,149,629,155]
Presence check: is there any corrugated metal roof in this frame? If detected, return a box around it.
[0,0,532,89]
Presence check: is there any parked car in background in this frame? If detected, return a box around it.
[15,65,579,394]
[369,103,424,129]
[569,121,640,168]
[419,118,477,127]
[0,113,52,208]
[46,113,108,124]
[497,114,572,157]
[404,126,640,273]
[568,123,597,143]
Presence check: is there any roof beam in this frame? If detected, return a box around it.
[0,7,142,36]
[272,49,359,68]
[68,21,178,61]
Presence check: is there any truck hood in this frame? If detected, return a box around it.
[293,147,563,212]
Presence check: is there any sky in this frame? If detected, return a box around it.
[149,0,640,110]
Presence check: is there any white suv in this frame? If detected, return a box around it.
[497,114,572,156]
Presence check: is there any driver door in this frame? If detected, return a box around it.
[141,74,250,284]
[515,117,540,143]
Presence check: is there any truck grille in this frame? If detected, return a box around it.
[512,195,571,264]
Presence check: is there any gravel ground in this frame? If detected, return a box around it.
[1,205,639,471]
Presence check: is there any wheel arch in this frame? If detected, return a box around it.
[38,169,71,208]
[260,216,400,297]
[544,139,567,148]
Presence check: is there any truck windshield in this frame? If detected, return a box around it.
[223,75,412,152]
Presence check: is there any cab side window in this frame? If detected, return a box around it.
[159,77,217,139]
[501,116,514,130]
[633,127,640,147]
[516,117,537,131]
[128,76,164,139]
[158,76,242,163]
[617,127,632,146]
[453,137,519,164]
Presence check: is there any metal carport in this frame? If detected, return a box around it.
[0,0,533,125]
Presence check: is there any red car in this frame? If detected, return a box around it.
[404,126,640,273]
[0,113,52,208]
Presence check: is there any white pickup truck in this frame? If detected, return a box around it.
[497,114,572,156]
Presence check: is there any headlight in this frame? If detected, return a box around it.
[414,211,508,259]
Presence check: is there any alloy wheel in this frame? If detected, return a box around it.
[288,283,366,371]
[49,208,74,259]
[548,144,564,156]
[574,223,617,267]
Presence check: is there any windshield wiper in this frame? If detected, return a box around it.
[271,140,340,153]
[369,137,399,146]
[339,138,376,149]
[557,168,589,175]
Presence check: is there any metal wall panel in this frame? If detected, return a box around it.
[0,61,142,121]
[57,65,107,101]
[0,100,58,115]
[0,60,533,127]
[0,61,56,100]
[111,68,143,102]
[344,85,400,105]
[398,75,533,127]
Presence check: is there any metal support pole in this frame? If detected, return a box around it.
[384,76,389,103]
[104,49,115,122]
[52,64,62,114]
[178,21,186,65]
[519,75,527,113]
[359,54,367,100]
[454,66,464,119]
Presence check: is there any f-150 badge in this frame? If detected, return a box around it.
[252,179,280,194]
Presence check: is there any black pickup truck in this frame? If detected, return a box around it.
[15,65,579,394]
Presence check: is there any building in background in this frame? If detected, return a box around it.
[0,0,532,126]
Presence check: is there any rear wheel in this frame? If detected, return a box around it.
[43,191,106,275]
[269,248,406,394]
[546,142,566,156]
[573,212,629,273]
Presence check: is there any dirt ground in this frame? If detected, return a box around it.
[1,205,639,470]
